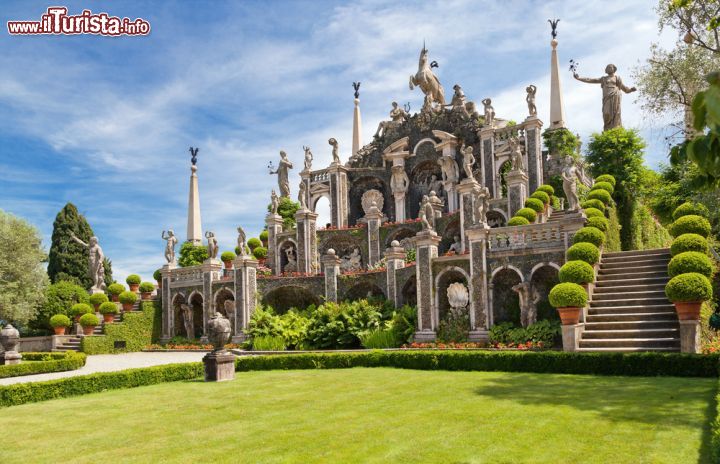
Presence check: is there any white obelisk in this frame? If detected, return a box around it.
[186,160,203,245]
[352,97,362,157]
[549,37,567,130]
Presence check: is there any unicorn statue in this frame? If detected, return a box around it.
[409,42,445,111]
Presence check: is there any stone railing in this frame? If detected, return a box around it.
[310,170,330,183]
[494,125,526,142]
[168,265,204,286]
[487,219,582,253]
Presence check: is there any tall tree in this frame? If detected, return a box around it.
[0,210,49,325]
[47,203,113,289]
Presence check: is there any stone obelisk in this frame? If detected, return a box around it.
[352,82,362,157]
[549,21,566,130]
[187,147,203,245]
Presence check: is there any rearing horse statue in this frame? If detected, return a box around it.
[409,44,446,107]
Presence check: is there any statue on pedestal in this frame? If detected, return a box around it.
[302,146,313,171]
[270,151,293,197]
[374,102,409,138]
[69,232,106,293]
[561,156,582,211]
[513,282,541,328]
[409,43,445,110]
[270,190,279,215]
[419,195,436,232]
[161,229,178,264]
[461,145,476,182]
[236,226,247,257]
[207,312,231,352]
[509,137,525,171]
[448,235,462,254]
[573,64,637,131]
[482,98,495,126]
[526,85,537,117]
[205,231,218,259]
[473,186,491,225]
[180,303,194,339]
[328,138,341,164]
[223,299,235,332]
[438,154,459,184]
[298,180,308,210]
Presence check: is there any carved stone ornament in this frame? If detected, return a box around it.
[447,282,469,310]
[361,189,384,215]
[207,312,232,351]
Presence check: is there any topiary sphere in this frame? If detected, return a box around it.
[153,269,162,281]
[591,181,614,195]
[79,313,99,327]
[530,191,550,205]
[580,199,606,212]
[672,201,710,221]
[126,274,141,285]
[508,216,530,226]
[549,282,588,308]
[108,283,125,295]
[559,260,595,284]
[515,208,538,223]
[49,314,71,328]
[259,230,269,242]
[566,242,600,265]
[670,215,712,238]
[221,251,236,262]
[253,246,268,260]
[572,227,606,247]
[139,282,155,293]
[668,251,714,279]
[99,302,119,315]
[587,216,609,232]
[586,189,612,205]
[89,293,108,306]
[670,233,709,256]
[524,197,545,213]
[584,208,605,219]
[70,303,93,317]
[537,184,555,196]
[665,272,712,302]
[247,238,262,251]
[594,174,616,187]
[118,290,138,304]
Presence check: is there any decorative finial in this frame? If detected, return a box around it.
[189,147,199,166]
[548,19,560,39]
[352,82,361,99]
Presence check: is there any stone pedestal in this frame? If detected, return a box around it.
[524,116,544,193]
[384,242,406,307]
[201,259,223,342]
[458,178,480,253]
[0,324,21,365]
[327,164,349,228]
[232,256,258,342]
[506,169,529,218]
[1,351,21,365]
[295,209,319,274]
[160,263,176,343]
[414,231,441,341]
[365,205,384,266]
[466,225,491,339]
[444,181,458,212]
[679,320,701,354]
[561,323,583,352]
[266,213,284,275]
[203,351,235,382]
[321,250,342,302]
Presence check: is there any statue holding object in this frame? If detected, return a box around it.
[270,151,293,197]
[526,85,537,117]
[573,64,636,131]
[69,232,106,293]
[409,43,446,110]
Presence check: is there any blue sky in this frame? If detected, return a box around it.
[0,0,676,283]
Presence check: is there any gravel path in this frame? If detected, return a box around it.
[0,352,206,386]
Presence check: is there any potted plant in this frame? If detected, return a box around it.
[665,272,713,320]
[89,292,109,311]
[153,269,162,289]
[50,314,71,335]
[558,260,595,294]
[119,290,138,312]
[108,283,125,302]
[139,282,155,300]
[70,303,93,322]
[253,246,268,264]
[247,237,262,252]
[79,313,100,336]
[549,282,588,325]
[259,230,269,247]
[221,251,236,269]
[99,301,119,324]
[126,274,141,292]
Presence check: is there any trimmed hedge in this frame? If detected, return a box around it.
[0,352,86,380]
[530,191,550,205]
[587,189,612,205]
[70,303,93,317]
[549,282,588,308]
[559,261,595,285]
[82,301,160,354]
[670,215,712,238]
[668,251,714,278]
[594,174,616,187]
[253,246,268,260]
[580,199,605,212]
[88,293,108,306]
[524,197,545,213]
[673,201,710,221]
[108,283,125,296]
[79,313,99,327]
[119,291,138,305]
[126,274,141,285]
[572,227,605,247]
[221,251,236,262]
[566,242,600,265]
[139,282,155,293]
[587,216,609,232]
[590,181,614,195]
[49,314,71,328]
[537,185,555,196]
[670,234,709,256]
[508,216,530,226]
[515,208,537,223]
[584,207,605,219]
[99,301,119,315]
[665,273,713,303]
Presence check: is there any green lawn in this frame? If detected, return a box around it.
[0,368,715,463]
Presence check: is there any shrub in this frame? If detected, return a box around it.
[572,227,605,247]
[178,242,208,267]
[70,303,93,317]
[673,202,710,221]
[549,283,588,308]
[99,302,119,315]
[670,234,709,256]
[247,238,262,251]
[586,189,612,205]
[591,181,614,195]
[153,269,162,281]
[559,261,595,285]
[138,282,155,293]
[670,215,712,238]
[119,291,138,304]
[88,293,108,306]
[259,230,269,242]
[79,313,99,327]
[508,216,530,226]
[665,273,713,302]
[389,305,417,346]
[515,208,537,223]
[580,199,605,212]
[524,197,545,213]
[584,208,605,219]
[537,184,555,196]
[587,216,609,232]
[33,281,89,330]
[252,335,286,351]
[0,352,86,380]
[668,252,714,279]
[108,283,125,296]
[360,329,398,349]
[82,302,160,354]
[252,246,268,260]
[594,174,616,187]
[49,314,71,328]
[221,251,236,262]
[525,320,562,346]
[126,274,141,285]
[530,191,550,205]
[566,242,600,265]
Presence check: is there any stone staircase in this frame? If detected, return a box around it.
[578,248,680,352]
[54,336,82,352]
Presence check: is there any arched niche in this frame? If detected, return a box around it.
[348,176,387,225]
[344,282,386,302]
[491,267,522,326]
[408,160,443,220]
[262,285,321,314]
[530,264,560,322]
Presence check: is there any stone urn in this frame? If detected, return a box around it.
[0,324,22,365]
[674,302,703,321]
[207,312,232,351]
[203,312,235,382]
[447,282,469,311]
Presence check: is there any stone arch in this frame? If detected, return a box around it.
[490,267,522,326]
[263,285,321,314]
[171,293,187,338]
[349,176,387,225]
[385,227,416,249]
[530,263,560,322]
[343,282,385,302]
[412,138,437,156]
[486,210,507,228]
[214,287,235,317]
[278,238,298,273]
[313,194,332,229]
[440,216,461,254]
[497,160,512,198]
[434,266,471,327]
[188,291,204,339]
[401,275,417,307]
[408,160,443,219]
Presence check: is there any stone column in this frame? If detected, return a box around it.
[523,117,544,193]
[384,241,406,307]
[321,249,342,303]
[443,181,458,212]
[479,127,495,198]
[200,259,222,342]
[394,191,407,222]
[365,203,384,267]
[295,209,319,274]
[457,178,480,253]
[232,256,258,342]
[679,320,701,353]
[505,169,529,218]
[466,225,490,343]
[414,230,441,342]
[160,263,176,343]
[266,213,284,276]
[382,137,411,222]
[327,163,349,228]
[432,130,460,212]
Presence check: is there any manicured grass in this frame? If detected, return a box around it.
[0,368,715,463]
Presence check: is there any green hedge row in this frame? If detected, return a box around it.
[81,301,160,354]
[0,352,86,379]
[713,378,720,463]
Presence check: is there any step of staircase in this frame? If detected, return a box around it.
[602,248,671,258]
[587,303,676,315]
[586,311,677,322]
[53,337,82,352]
[593,283,667,294]
[581,328,679,339]
[600,258,670,269]
[584,320,678,330]
[601,252,670,263]
[595,276,669,288]
[579,337,680,349]
[598,265,668,276]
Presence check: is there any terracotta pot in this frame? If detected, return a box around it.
[122,302,134,312]
[82,325,95,336]
[129,283,140,292]
[259,258,266,265]
[103,313,115,324]
[93,303,101,312]
[674,301,702,320]
[53,326,66,336]
[141,292,152,301]
[111,294,119,302]
[223,260,233,269]
[556,307,581,325]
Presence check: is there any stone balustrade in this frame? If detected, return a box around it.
[487,221,573,252]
